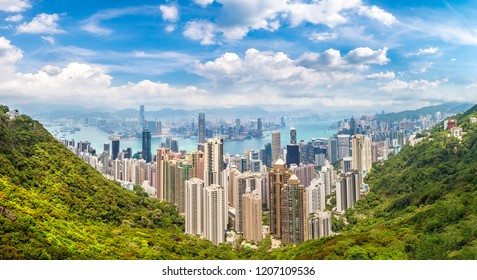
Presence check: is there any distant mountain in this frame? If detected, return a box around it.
[375,102,473,122]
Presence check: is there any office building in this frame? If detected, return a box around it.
[290,127,297,145]
[139,105,145,129]
[142,128,152,163]
[272,131,281,163]
[286,144,300,168]
[112,137,120,160]
[327,137,338,163]
[198,112,205,144]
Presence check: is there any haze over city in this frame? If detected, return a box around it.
[1,0,477,112]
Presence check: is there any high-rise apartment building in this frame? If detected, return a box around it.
[337,134,350,160]
[203,184,226,245]
[308,211,331,240]
[234,172,262,233]
[185,178,204,236]
[198,112,205,144]
[280,174,307,245]
[269,159,291,238]
[243,189,262,243]
[272,131,281,163]
[204,137,224,187]
[307,178,326,214]
[336,172,361,213]
[351,134,372,174]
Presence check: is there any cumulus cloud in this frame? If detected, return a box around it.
[308,32,337,42]
[0,0,30,12]
[17,13,64,34]
[366,71,395,80]
[298,47,389,71]
[357,5,398,26]
[193,0,215,7]
[160,5,179,22]
[380,79,447,92]
[184,0,396,43]
[5,14,23,22]
[0,36,23,76]
[414,47,439,56]
[183,20,217,45]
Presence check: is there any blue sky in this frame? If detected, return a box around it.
[1,0,477,112]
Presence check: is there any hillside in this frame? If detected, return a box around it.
[253,104,477,260]
[0,105,235,260]
[375,102,473,123]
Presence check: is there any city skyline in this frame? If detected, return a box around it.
[1,1,477,113]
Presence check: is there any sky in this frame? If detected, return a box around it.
[1,0,477,113]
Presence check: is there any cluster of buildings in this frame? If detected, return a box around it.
[59,106,455,247]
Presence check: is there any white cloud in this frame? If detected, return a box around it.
[308,32,337,42]
[183,20,217,45]
[193,0,215,7]
[165,25,175,33]
[5,14,23,22]
[366,71,395,80]
[184,0,396,43]
[298,47,389,71]
[357,5,398,26]
[41,36,55,45]
[380,79,447,92]
[412,47,439,56]
[160,5,179,22]
[0,36,23,64]
[17,13,64,34]
[0,0,30,12]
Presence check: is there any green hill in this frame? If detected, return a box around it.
[0,105,235,260]
[254,105,477,260]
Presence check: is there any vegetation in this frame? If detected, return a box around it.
[0,108,236,259]
[2,104,477,259]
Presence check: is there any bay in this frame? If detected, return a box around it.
[45,119,337,156]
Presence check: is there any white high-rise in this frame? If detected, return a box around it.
[308,211,332,239]
[204,137,224,187]
[352,134,372,173]
[272,131,281,162]
[185,178,204,236]
[307,178,326,214]
[204,184,226,245]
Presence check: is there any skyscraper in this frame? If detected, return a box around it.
[198,111,205,144]
[272,131,281,162]
[327,137,338,163]
[204,137,224,187]
[112,137,120,160]
[337,134,350,160]
[286,144,300,168]
[336,172,361,213]
[142,128,152,163]
[203,184,226,245]
[308,211,331,240]
[185,178,204,236]
[280,174,307,245]
[264,142,272,167]
[257,118,262,137]
[290,127,297,145]
[307,178,326,214]
[139,105,145,130]
[269,158,291,238]
[243,189,262,243]
[351,134,372,174]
